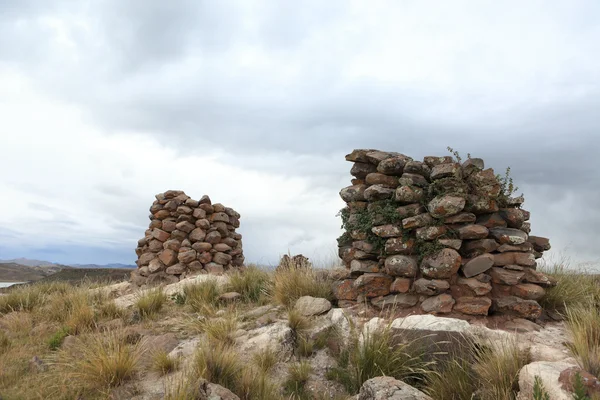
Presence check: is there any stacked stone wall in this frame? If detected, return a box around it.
[335,149,555,319]
[131,190,244,286]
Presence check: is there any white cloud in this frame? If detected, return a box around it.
[0,68,344,264]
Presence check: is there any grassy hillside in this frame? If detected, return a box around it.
[0,263,59,282]
[31,268,131,284]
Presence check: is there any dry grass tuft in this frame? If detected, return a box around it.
[1,311,33,336]
[287,309,311,335]
[135,288,167,319]
[226,266,273,303]
[539,261,600,311]
[199,313,239,346]
[65,298,96,334]
[327,322,430,394]
[98,300,127,320]
[0,285,45,313]
[193,340,240,390]
[252,347,278,373]
[151,350,179,375]
[237,367,281,400]
[182,279,222,314]
[50,330,145,394]
[283,361,313,398]
[472,338,529,400]
[273,266,332,306]
[564,306,600,377]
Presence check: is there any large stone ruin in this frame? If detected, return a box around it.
[131,190,244,286]
[335,149,555,319]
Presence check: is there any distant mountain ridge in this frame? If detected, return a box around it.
[0,263,66,282]
[70,263,135,269]
[0,258,135,269]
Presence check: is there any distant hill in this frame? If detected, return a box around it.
[70,263,135,269]
[0,258,57,267]
[0,263,66,282]
[0,258,135,269]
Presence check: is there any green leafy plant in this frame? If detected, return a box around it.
[170,292,186,305]
[533,376,550,400]
[447,146,463,163]
[572,371,591,400]
[48,327,70,350]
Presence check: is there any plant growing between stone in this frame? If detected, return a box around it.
[532,376,550,400]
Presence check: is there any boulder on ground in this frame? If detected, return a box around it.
[518,361,575,400]
[295,296,332,316]
[358,376,433,400]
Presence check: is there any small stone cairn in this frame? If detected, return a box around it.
[335,149,555,319]
[131,190,244,286]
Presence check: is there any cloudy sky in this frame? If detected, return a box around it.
[1,1,599,269]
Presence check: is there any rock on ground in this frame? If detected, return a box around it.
[358,377,433,400]
[518,361,576,400]
[237,321,294,360]
[295,296,332,316]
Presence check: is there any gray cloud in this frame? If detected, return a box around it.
[1,0,600,267]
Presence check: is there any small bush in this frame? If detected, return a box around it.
[564,306,600,377]
[48,327,70,350]
[151,350,179,375]
[183,279,221,314]
[226,266,273,303]
[193,341,240,390]
[274,267,332,306]
[473,339,529,400]
[51,330,144,392]
[283,361,313,398]
[135,288,167,319]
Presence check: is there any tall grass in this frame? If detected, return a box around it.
[135,288,167,318]
[426,356,476,400]
[226,266,273,303]
[327,322,430,394]
[0,285,45,313]
[274,266,333,306]
[473,339,529,400]
[539,262,600,311]
[564,306,600,377]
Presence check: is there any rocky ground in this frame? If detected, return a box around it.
[89,274,591,400]
[1,266,598,400]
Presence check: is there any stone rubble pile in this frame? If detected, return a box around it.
[335,149,555,319]
[131,190,244,286]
